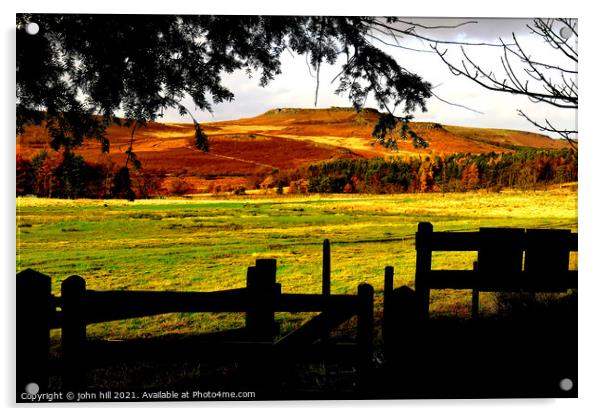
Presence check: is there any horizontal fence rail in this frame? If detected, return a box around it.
[46,289,361,326]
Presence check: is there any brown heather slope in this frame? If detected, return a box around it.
[205,107,569,156]
[16,107,571,193]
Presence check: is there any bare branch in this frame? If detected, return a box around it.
[501,37,577,73]
[366,18,515,48]
[364,32,435,54]
[391,18,479,30]
[430,89,485,114]
[517,109,578,150]
[432,34,578,109]
[528,19,577,62]
[427,18,577,144]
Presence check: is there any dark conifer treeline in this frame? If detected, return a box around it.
[276,149,577,194]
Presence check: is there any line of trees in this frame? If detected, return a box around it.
[17,148,577,199]
[274,149,577,194]
[16,151,167,199]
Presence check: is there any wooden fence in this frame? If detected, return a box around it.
[17,240,374,392]
[385,222,578,322]
[381,223,578,397]
[17,224,579,396]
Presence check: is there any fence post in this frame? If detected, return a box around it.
[415,222,433,320]
[472,261,480,319]
[246,259,279,341]
[61,275,87,391]
[357,283,374,388]
[383,266,394,347]
[322,239,331,344]
[384,285,418,364]
[245,266,260,339]
[17,269,52,393]
[322,239,331,297]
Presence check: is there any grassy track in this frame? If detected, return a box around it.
[16,187,577,340]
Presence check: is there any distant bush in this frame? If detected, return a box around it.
[168,177,191,196]
[112,167,135,200]
[131,169,163,198]
[288,179,309,194]
[260,175,275,190]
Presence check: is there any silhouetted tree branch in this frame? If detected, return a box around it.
[429,18,577,150]
[16,14,437,154]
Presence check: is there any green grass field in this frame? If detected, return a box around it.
[16,187,577,341]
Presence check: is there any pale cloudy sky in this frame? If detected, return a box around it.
[158,17,577,139]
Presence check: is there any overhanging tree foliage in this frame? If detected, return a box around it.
[16,14,434,157]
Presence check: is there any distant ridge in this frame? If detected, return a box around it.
[261,106,381,116]
[219,107,569,153]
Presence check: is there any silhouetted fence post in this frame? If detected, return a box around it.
[322,239,331,344]
[357,283,374,386]
[415,222,433,320]
[383,266,394,347]
[472,261,479,319]
[383,262,418,360]
[323,239,331,297]
[245,265,257,335]
[17,269,52,393]
[61,275,87,390]
[246,259,279,341]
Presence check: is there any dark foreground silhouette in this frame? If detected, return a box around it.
[17,224,577,400]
